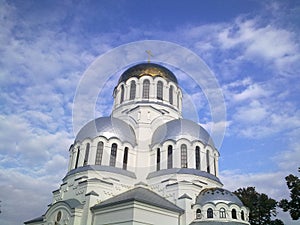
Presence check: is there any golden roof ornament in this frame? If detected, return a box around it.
[145,50,153,63]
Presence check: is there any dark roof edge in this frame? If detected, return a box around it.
[24,216,44,224]
[63,165,136,181]
[147,168,222,184]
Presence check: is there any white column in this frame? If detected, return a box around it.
[116,147,124,168]
[200,149,206,171]
[161,148,167,170]
[102,143,110,166]
[188,148,196,169]
[90,143,97,166]
[174,145,180,168]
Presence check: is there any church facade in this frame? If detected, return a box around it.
[25,62,250,225]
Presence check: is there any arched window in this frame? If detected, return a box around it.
[206,150,210,173]
[169,86,173,104]
[232,209,237,219]
[156,148,161,171]
[207,208,213,218]
[241,210,245,220]
[220,208,226,218]
[83,143,90,166]
[142,80,150,99]
[129,80,136,100]
[196,209,202,219]
[123,147,128,170]
[181,144,188,168]
[167,145,173,169]
[195,146,200,170]
[75,147,80,169]
[110,143,118,167]
[157,81,163,100]
[120,85,125,103]
[95,141,104,165]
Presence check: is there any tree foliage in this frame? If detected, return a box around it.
[279,169,300,220]
[234,187,283,225]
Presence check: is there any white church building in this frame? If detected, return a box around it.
[25,62,250,225]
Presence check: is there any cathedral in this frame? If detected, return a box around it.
[25,62,250,225]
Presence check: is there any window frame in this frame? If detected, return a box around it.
[207,208,213,218]
[167,145,173,169]
[157,81,163,100]
[83,143,90,166]
[169,86,173,104]
[142,79,150,99]
[110,143,118,167]
[156,148,161,171]
[129,80,136,100]
[195,146,200,170]
[206,150,210,173]
[95,141,104,165]
[123,147,128,170]
[219,207,226,218]
[196,209,202,219]
[232,209,237,219]
[120,85,125,103]
[181,144,188,168]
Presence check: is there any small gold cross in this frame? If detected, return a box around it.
[145,50,153,63]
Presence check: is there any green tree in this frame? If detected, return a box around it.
[279,168,300,220]
[234,187,283,225]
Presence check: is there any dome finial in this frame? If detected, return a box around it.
[145,50,153,63]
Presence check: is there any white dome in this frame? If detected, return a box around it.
[75,116,136,145]
[152,119,215,147]
[196,188,243,206]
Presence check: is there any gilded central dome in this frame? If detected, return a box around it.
[118,62,178,84]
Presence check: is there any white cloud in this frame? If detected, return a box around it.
[0,112,70,224]
[234,100,268,123]
[217,17,300,76]
[218,18,298,59]
[220,170,286,199]
[0,168,59,225]
[222,75,300,139]
[232,83,270,102]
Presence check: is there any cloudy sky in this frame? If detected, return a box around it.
[0,0,299,224]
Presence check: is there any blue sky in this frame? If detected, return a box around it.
[0,0,300,224]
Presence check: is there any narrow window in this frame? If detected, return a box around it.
[169,86,173,104]
[232,209,237,219]
[120,85,124,103]
[207,208,213,218]
[214,156,217,176]
[83,143,90,166]
[110,143,118,167]
[143,80,150,99]
[177,92,180,108]
[195,146,200,170]
[156,148,161,171]
[220,208,226,218]
[167,145,173,169]
[181,144,188,168]
[75,147,80,169]
[95,141,104,165]
[241,210,245,220]
[196,209,202,219]
[206,150,210,173]
[129,80,136,100]
[157,81,163,100]
[123,147,128,170]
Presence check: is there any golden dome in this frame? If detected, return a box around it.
[118,63,178,84]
